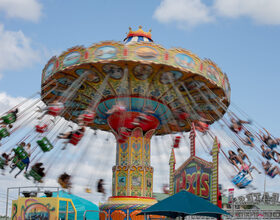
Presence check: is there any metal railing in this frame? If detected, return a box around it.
[5,186,60,220]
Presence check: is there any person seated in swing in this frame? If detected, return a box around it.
[185,112,210,134]
[131,106,155,126]
[0,124,13,142]
[37,99,64,120]
[13,143,31,178]
[259,128,280,150]
[58,172,72,189]
[237,148,261,174]
[0,108,19,125]
[0,153,11,175]
[242,130,255,148]
[174,109,190,121]
[1,153,11,164]
[237,152,254,179]
[162,184,169,194]
[262,161,280,178]
[77,108,96,126]
[10,108,18,120]
[14,153,31,178]
[12,141,29,153]
[193,120,209,134]
[261,145,280,163]
[106,101,126,114]
[229,117,250,133]
[57,126,85,140]
[228,150,254,179]
[32,162,45,178]
[118,127,131,137]
[228,150,242,172]
[97,179,106,196]
[58,126,85,149]
[8,141,26,163]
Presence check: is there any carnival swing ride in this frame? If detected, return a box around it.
[1,26,280,216]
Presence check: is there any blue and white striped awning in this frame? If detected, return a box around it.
[124,36,153,44]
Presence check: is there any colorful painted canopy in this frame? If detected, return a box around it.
[41,27,230,134]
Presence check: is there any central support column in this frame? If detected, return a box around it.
[100,128,157,220]
[112,130,153,197]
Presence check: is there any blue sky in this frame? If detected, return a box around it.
[0,0,280,213]
[0,0,279,134]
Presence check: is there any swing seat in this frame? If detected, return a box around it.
[117,136,127,144]
[13,146,28,159]
[58,178,71,189]
[119,129,131,137]
[139,114,154,122]
[48,106,63,116]
[1,113,16,124]
[134,115,155,130]
[29,169,43,182]
[0,157,6,169]
[85,188,92,193]
[58,178,66,188]
[12,157,26,170]
[69,133,83,145]
[238,178,252,189]
[16,161,26,170]
[173,136,181,148]
[116,106,126,113]
[194,121,209,132]
[83,113,96,123]
[232,172,252,188]
[178,112,190,120]
[232,172,245,184]
[37,137,54,152]
[97,187,105,193]
[267,169,277,178]
[108,105,126,115]
[162,185,169,194]
[35,124,48,133]
[0,128,10,138]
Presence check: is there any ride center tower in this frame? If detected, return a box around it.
[40,26,230,219]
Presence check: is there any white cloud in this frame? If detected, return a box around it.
[0,24,42,79]
[0,92,27,114]
[0,0,42,22]
[153,0,214,28]
[214,0,280,25]
[154,0,280,28]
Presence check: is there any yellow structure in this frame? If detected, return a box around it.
[100,128,157,220]
[169,148,176,196]
[211,137,220,205]
[112,128,155,198]
[11,197,77,220]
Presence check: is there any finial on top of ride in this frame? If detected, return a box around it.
[41,26,231,135]
[124,26,153,44]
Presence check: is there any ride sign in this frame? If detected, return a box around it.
[174,159,212,201]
